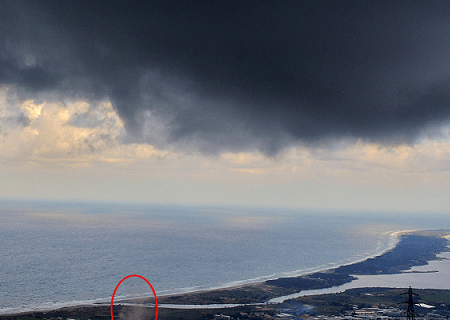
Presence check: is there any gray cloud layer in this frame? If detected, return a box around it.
[2,1,450,154]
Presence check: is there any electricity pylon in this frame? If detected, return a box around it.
[401,286,419,320]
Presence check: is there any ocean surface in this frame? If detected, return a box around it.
[1,200,449,314]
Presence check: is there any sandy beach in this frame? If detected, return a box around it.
[1,230,449,320]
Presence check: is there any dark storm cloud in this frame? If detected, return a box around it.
[0,57,61,91]
[2,1,450,154]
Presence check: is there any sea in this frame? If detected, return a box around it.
[1,200,449,314]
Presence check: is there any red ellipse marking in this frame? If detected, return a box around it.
[111,274,158,320]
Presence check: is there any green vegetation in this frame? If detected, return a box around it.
[285,287,450,316]
[155,283,295,305]
[16,317,42,320]
[2,231,449,320]
[267,233,449,293]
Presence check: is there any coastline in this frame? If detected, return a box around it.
[155,229,443,305]
[1,229,449,319]
[0,228,398,316]
[115,229,402,304]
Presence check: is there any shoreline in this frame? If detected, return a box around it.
[1,229,448,318]
[104,229,401,299]
[0,229,399,316]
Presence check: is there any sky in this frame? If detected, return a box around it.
[1,1,450,212]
